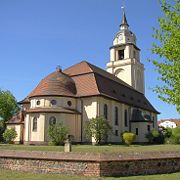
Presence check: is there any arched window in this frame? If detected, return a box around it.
[115,106,118,125]
[49,116,56,125]
[104,104,108,120]
[124,109,128,127]
[32,117,37,131]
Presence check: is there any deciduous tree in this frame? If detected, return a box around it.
[48,123,69,146]
[85,116,112,145]
[150,0,180,112]
[0,89,19,127]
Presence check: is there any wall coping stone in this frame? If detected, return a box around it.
[1,150,180,162]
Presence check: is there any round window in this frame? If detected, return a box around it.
[67,101,72,106]
[36,100,40,105]
[51,99,57,106]
[49,116,56,125]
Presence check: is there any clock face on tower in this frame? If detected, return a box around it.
[118,34,123,42]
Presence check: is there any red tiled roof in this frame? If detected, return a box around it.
[64,61,158,113]
[7,111,24,124]
[21,61,158,113]
[28,68,76,98]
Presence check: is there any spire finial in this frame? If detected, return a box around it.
[120,0,129,29]
[56,65,62,72]
[121,0,125,13]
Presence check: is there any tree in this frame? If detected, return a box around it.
[145,129,164,144]
[150,0,180,113]
[122,132,136,146]
[0,89,19,127]
[85,116,112,145]
[0,121,5,142]
[171,126,180,144]
[48,123,69,146]
[3,128,17,144]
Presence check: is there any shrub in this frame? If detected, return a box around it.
[48,123,69,146]
[163,127,172,138]
[0,121,5,142]
[3,128,17,144]
[146,129,164,144]
[85,116,112,145]
[171,126,180,144]
[165,137,176,144]
[122,132,136,146]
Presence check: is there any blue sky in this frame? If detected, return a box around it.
[0,0,179,120]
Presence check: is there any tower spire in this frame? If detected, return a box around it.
[120,6,129,30]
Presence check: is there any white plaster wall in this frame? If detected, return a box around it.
[24,114,29,142]
[131,122,153,142]
[98,97,131,143]
[81,97,98,142]
[44,113,81,142]
[116,64,132,86]
[30,114,45,142]
[30,97,76,110]
[110,48,115,62]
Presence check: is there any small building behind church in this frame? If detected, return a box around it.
[7,12,159,144]
[158,119,180,129]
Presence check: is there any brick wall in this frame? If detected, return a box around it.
[0,150,180,177]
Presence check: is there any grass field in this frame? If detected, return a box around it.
[0,144,180,153]
[1,169,180,180]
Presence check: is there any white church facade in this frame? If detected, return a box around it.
[7,12,159,144]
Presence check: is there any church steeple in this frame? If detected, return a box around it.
[120,12,129,30]
[106,9,145,94]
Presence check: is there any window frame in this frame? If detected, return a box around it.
[115,106,119,126]
[136,128,138,135]
[104,104,108,120]
[51,99,57,106]
[49,116,56,125]
[32,117,37,132]
[124,109,128,127]
[115,130,119,137]
[118,49,124,60]
[36,100,40,106]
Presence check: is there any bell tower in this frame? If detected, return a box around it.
[106,10,145,94]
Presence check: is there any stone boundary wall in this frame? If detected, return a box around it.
[0,150,180,177]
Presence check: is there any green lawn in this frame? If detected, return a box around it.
[1,169,180,180]
[0,144,180,153]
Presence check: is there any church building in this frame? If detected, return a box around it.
[7,12,159,144]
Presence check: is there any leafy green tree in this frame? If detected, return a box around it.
[3,128,17,144]
[0,89,19,127]
[150,0,180,113]
[85,116,112,145]
[164,127,172,138]
[0,121,5,142]
[122,132,136,146]
[171,126,180,144]
[48,123,69,146]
